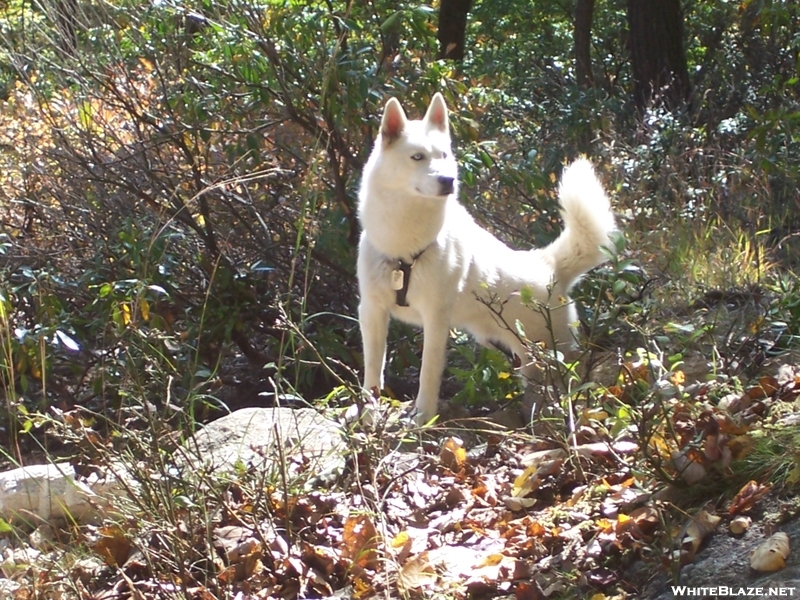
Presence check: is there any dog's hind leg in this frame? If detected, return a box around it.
[360,301,390,393]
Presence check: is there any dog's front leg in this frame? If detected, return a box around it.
[416,318,450,424]
[359,300,390,393]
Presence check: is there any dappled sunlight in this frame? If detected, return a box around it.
[0,0,798,597]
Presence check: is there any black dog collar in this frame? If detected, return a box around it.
[391,247,428,307]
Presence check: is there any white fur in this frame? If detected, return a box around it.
[357,93,617,423]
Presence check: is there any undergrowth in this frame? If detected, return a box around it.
[0,0,799,597]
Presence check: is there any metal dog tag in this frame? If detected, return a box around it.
[391,269,404,290]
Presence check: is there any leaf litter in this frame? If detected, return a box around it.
[2,360,799,598]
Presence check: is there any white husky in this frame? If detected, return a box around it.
[357,93,617,423]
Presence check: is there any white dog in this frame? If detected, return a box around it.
[357,93,617,423]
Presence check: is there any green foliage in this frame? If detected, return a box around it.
[574,230,644,344]
[0,0,798,430]
[0,0,800,596]
[450,341,520,407]
[735,423,800,490]
[764,273,800,349]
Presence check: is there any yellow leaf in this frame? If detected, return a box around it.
[391,531,410,548]
[122,303,131,326]
[596,518,615,532]
[581,407,609,423]
[670,370,686,386]
[749,316,765,334]
[475,553,504,568]
[440,437,466,470]
[140,298,150,322]
[352,575,373,599]
[512,465,539,497]
[77,100,93,130]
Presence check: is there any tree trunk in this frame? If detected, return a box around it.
[438,0,472,61]
[575,0,595,87]
[627,0,691,112]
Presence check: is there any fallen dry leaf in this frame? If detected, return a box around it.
[581,441,639,457]
[624,505,660,540]
[341,514,380,569]
[718,392,750,414]
[729,480,770,515]
[390,527,430,563]
[512,458,563,498]
[93,525,132,567]
[352,573,375,599]
[475,553,504,568]
[397,552,437,592]
[580,407,609,424]
[671,450,707,485]
[670,370,686,386]
[681,510,721,560]
[214,526,262,564]
[587,566,618,588]
[745,376,779,400]
[391,531,410,548]
[750,532,790,572]
[521,447,568,468]
[440,437,467,471]
[505,496,538,511]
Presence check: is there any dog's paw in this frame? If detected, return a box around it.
[413,395,439,427]
[414,408,439,428]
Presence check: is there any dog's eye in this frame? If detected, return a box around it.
[410,153,425,161]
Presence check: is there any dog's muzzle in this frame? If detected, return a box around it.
[438,176,455,196]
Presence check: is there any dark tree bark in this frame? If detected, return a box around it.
[438,0,472,61]
[627,0,691,112]
[575,0,596,87]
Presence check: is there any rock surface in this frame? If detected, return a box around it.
[177,406,347,480]
[0,463,128,524]
[640,517,800,598]
[0,407,346,524]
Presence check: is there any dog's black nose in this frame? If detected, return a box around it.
[438,176,455,195]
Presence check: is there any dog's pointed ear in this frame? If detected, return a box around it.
[424,92,449,133]
[380,98,407,143]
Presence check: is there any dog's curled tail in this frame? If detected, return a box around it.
[546,158,617,289]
